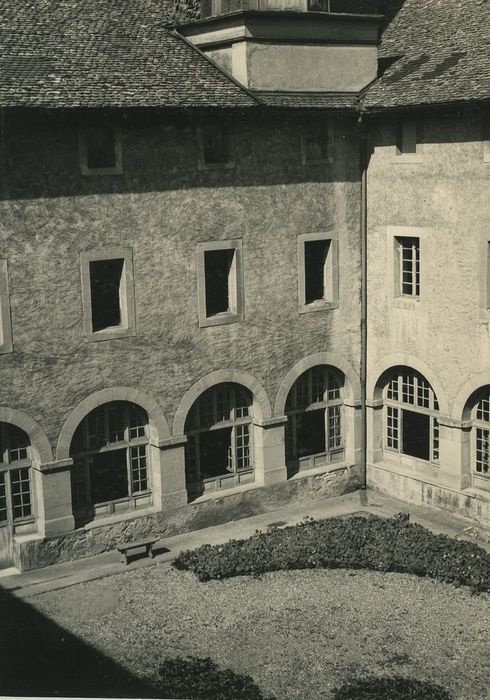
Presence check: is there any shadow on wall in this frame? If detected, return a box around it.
[0,587,155,697]
[332,675,451,700]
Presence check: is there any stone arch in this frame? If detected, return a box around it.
[369,353,449,416]
[453,370,490,422]
[0,407,53,465]
[56,387,170,461]
[274,352,361,416]
[172,370,272,437]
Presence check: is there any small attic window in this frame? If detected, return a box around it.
[197,121,235,170]
[79,124,123,175]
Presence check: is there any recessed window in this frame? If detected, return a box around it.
[70,402,150,526]
[384,369,439,464]
[80,247,136,341]
[197,122,235,170]
[0,260,13,354]
[0,423,34,526]
[298,233,338,312]
[185,383,254,499]
[285,366,343,476]
[301,119,333,165]
[394,120,423,162]
[395,236,420,298]
[197,240,243,327]
[79,124,123,175]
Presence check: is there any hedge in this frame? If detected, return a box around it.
[173,513,490,592]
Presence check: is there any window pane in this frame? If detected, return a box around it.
[6,425,29,462]
[235,424,251,472]
[295,408,326,458]
[85,126,116,169]
[107,403,125,443]
[71,461,89,509]
[304,240,329,304]
[89,449,128,504]
[0,472,7,522]
[10,467,32,519]
[89,258,124,332]
[386,406,399,450]
[204,249,233,316]
[402,409,430,461]
[129,404,147,440]
[476,396,490,422]
[476,428,490,474]
[199,427,233,479]
[130,445,148,493]
[327,405,341,450]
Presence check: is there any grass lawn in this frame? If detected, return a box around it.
[11,563,489,700]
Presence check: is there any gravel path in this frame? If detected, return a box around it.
[30,565,489,700]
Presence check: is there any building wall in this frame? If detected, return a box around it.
[366,109,490,522]
[0,108,363,567]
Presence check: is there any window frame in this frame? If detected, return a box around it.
[298,232,339,313]
[285,366,344,473]
[185,384,254,497]
[80,246,136,342]
[196,119,235,171]
[79,124,123,176]
[392,119,424,164]
[388,226,427,309]
[394,235,420,299]
[196,239,244,328]
[383,370,440,467]
[300,117,334,166]
[70,402,151,522]
[0,423,35,527]
[0,260,13,354]
[471,393,490,485]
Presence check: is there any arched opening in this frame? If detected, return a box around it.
[184,383,254,499]
[0,422,34,526]
[70,401,152,526]
[380,367,440,465]
[285,365,344,476]
[464,386,490,492]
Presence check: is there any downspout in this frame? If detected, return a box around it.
[359,112,368,491]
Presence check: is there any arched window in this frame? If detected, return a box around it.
[285,366,343,474]
[0,423,33,525]
[471,391,490,480]
[383,368,439,462]
[185,383,253,498]
[70,401,150,524]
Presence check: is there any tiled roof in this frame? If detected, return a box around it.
[0,0,257,108]
[253,92,359,110]
[363,0,490,109]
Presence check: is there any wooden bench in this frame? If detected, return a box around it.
[116,536,158,565]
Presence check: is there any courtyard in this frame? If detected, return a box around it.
[1,539,488,699]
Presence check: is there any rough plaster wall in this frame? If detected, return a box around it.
[366,112,490,415]
[0,110,361,453]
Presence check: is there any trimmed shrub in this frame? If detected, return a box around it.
[156,656,273,700]
[173,513,490,591]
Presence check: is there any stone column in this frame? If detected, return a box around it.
[38,459,75,536]
[253,416,288,487]
[366,399,384,464]
[157,436,189,510]
[343,399,362,466]
[436,417,472,491]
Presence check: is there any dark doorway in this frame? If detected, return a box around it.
[199,427,233,478]
[402,410,429,460]
[296,409,326,458]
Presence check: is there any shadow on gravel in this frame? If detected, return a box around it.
[332,675,451,700]
[156,656,275,700]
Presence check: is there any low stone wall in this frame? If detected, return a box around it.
[367,463,490,526]
[14,464,362,571]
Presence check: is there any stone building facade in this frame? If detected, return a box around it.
[0,0,488,570]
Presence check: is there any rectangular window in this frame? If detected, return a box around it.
[476,428,490,474]
[130,445,148,493]
[386,406,399,450]
[80,247,136,341]
[304,240,330,304]
[301,119,333,165]
[396,121,417,155]
[327,405,342,450]
[197,240,244,327]
[235,424,251,472]
[298,233,338,312]
[10,467,32,520]
[0,472,7,523]
[79,124,123,175]
[0,260,13,354]
[296,409,326,458]
[396,236,420,298]
[197,122,235,170]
